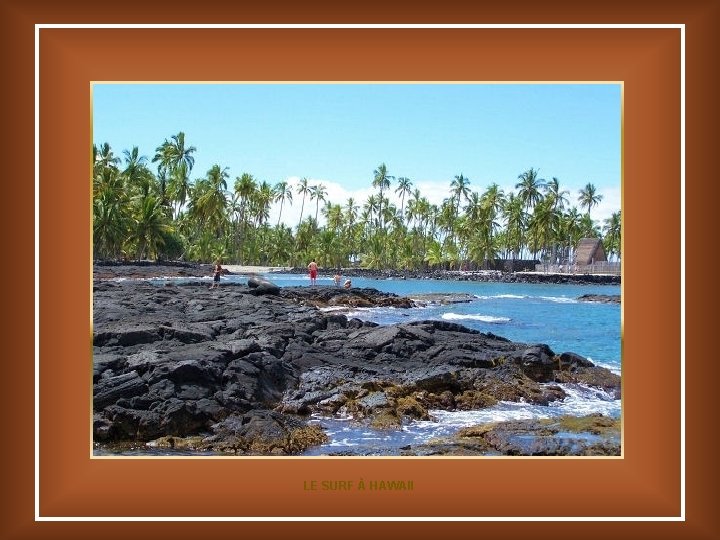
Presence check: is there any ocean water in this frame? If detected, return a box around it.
[115,272,621,456]
[304,384,620,456]
[261,273,621,456]
[237,273,621,374]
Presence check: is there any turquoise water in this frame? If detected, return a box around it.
[247,273,621,456]
[224,272,621,373]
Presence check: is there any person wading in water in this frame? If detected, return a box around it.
[307,259,319,286]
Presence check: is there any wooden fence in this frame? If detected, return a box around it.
[534,262,621,275]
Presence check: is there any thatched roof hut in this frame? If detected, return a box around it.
[574,238,607,265]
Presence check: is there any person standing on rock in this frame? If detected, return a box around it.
[209,260,222,289]
[307,259,319,286]
[333,272,342,287]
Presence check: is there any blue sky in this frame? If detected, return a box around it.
[93,83,621,226]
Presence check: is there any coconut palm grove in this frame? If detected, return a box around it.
[93,132,621,270]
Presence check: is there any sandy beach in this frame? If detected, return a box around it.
[223,265,292,274]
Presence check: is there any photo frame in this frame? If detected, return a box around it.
[6,1,712,535]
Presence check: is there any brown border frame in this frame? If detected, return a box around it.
[44,24,682,517]
[3,0,717,537]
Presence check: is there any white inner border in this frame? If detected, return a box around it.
[35,23,685,522]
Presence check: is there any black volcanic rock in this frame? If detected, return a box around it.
[577,294,621,304]
[280,286,414,308]
[92,271,621,454]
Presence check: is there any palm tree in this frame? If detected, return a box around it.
[465,192,483,222]
[544,177,570,212]
[121,146,156,199]
[128,194,172,260]
[94,150,133,259]
[578,182,603,220]
[397,237,417,270]
[167,161,192,220]
[358,208,372,237]
[438,199,457,244]
[603,211,622,261]
[468,228,499,269]
[295,219,315,259]
[344,198,359,227]
[122,146,147,179]
[372,163,394,231]
[310,183,327,223]
[395,177,413,222]
[450,174,471,218]
[251,181,274,226]
[94,142,120,173]
[560,207,583,264]
[234,173,256,222]
[151,140,174,203]
[268,225,295,266]
[502,193,526,264]
[154,132,196,176]
[481,183,505,220]
[273,180,293,227]
[426,203,440,244]
[364,194,379,232]
[528,197,560,268]
[188,165,229,242]
[324,203,344,233]
[516,167,546,212]
[296,177,310,228]
[444,241,461,270]
[93,187,131,259]
[406,189,423,231]
[168,132,196,174]
[94,130,627,271]
[361,236,385,270]
[151,139,171,177]
[424,240,444,269]
[579,213,601,239]
[470,183,505,266]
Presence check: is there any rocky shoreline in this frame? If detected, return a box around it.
[275,266,621,285]
[93,265,621,456]
[93,260,621,285]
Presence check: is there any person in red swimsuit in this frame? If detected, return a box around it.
[307,259,318,286]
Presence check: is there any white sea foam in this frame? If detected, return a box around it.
[412,383,620,432]
[318,306,351,313]
[474,294,526,300]
[327,438,360,447]
[441,313,511,323]
[418,403,553,429]
[587,357,622,375]
[306,383,621,453]
[540,296,578,304]
[344,308,375,318]
[549,383,621,416]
